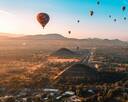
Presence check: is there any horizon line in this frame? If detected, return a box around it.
[0,32,127,42]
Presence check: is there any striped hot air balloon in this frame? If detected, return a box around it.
[37,12,50,28]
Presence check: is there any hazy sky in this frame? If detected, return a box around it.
[0,0,128,40]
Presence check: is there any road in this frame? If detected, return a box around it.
[80,48,95,64]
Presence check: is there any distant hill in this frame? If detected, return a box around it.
[19,34,66,40]
[0,33,127,47]
[50,48,80,58]
[18,34,128,47]
[80,38,128,47]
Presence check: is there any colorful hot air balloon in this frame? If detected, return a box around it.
[37,12,50,28]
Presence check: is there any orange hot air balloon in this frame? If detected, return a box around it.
[37,12,50,28]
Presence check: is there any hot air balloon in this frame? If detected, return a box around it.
[89,11,94,16]
[68,31,71,34]
[76,46,80,51]
[124,17,127,20]
[77,20,80,23]
[97,1,100,5]
[114,19,117,22]
[109,15,112,18]
[122,6,126,11]
[37,12,50,28]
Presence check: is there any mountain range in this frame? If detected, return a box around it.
[0,33,127,47]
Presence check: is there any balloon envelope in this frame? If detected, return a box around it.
[114,19,117,22]
[77,20,80,23]
[37,12,50,28]
[68,31,71,34]
[89,11,94,16]
[122,6,126,11]
[97,1,100,5]
[124,17,127,20]
[109,15,111,18]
